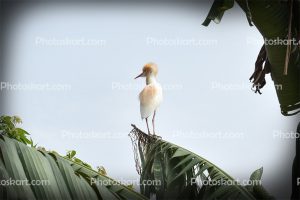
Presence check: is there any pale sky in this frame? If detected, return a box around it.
[2,1,299,198]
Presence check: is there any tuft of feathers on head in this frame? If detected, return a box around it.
[143,62,158,76]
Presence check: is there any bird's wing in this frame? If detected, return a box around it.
[139,84,162,119]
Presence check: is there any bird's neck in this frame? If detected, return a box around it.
[146,75,157,85]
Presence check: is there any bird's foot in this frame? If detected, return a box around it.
[152,134,162,140]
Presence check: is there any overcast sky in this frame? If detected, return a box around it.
[2,1,299,198]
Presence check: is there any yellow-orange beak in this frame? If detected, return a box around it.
[134,72,144,79]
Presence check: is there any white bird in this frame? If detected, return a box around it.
[135,62,163,135]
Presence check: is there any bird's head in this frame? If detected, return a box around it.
[135,62,158,79]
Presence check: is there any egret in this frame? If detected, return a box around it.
[135,63,163,135]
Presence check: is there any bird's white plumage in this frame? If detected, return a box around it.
[139,82,163,119]
[135,62,162,134]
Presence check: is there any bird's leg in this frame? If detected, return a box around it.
[145,118,151,135]
[152,110,156,135]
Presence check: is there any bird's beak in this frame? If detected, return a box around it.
[134,72,144,79]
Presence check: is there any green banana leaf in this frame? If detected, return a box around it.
[202,0,235,26]
[0,136,147,200]
[237,0,300,116]
[203,0,300,116]
[129,125,274,200]
[0,115,147,200]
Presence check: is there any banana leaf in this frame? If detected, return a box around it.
[236,0,300,116]
[129,125,274,200]
[0,135,148,200]
[203,0,300,116]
